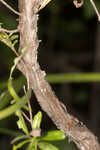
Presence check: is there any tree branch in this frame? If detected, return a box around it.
[89,0,100,21]
[17,0,100,150]
[0,27,19,33]
[0,0,21,16]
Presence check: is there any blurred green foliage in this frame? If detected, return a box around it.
[83,0,100,19]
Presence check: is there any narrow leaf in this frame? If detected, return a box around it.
[8,79,20,101]
[32,111,42,129]
[0,128,21,137]
[0,32,14,50]
[27,139,38,150]
[10,34,18,41]
[0,98,27,120]
[11,135,30,144]
[0,76,26,110]
[13,140,30,150]
[0,89,31,120]
[38,142,59,150]
[16,110,29,135]
[8,46,27,101]
[39,130,66,141]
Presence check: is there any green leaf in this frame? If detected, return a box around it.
[39,130,66,141]
[0,99,26,120]
[12,39,18,47]
[9,57,21,80]
[0,76,26,110]
[0,89,31,120]
[0,98,25,120]
[11,135,30,144]
[8,46,27,102]
[16,110,29,135]
[13,139,30,150]
[38,142,59,150]
[27,139,38,150]
[0,32,8,39]
[0,32,18,51]
[9,34,18,41]
[8,79,20,101]
[8,45,27,80]
[0,128,21,137]
[32,111,42,129]
[0,91,10,109]
[26,143,35,150]
[8,57,22,102]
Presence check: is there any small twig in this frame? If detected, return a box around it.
[0,0,21,16]
[12,46,19,57]
[23,86,33,129]
[38,0,52,12]
[0,28,19,33]
[27,100,33,128]
[90,0,100,21]
[22,111,31,123]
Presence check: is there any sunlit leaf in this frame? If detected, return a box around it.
[38,142,59,150]
[39,130,66,141]
[9,34,18,41]
[8,46,28,102]
[0,89,31,120]
[26,138,38,150]
[32,111,42,129]
[16,110,29,135]
[11,135,30,144]
[0,32,18,51]
[13,139,30,150]
[8,79,20,101]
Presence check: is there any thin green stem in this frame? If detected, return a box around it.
[0,90,31,120]
[46,73,100,83]
[0,0,21,16]
[0,98,27,120]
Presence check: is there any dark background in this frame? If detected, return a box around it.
[0,0,100,149]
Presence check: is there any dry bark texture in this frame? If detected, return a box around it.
[17,0,100,150]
